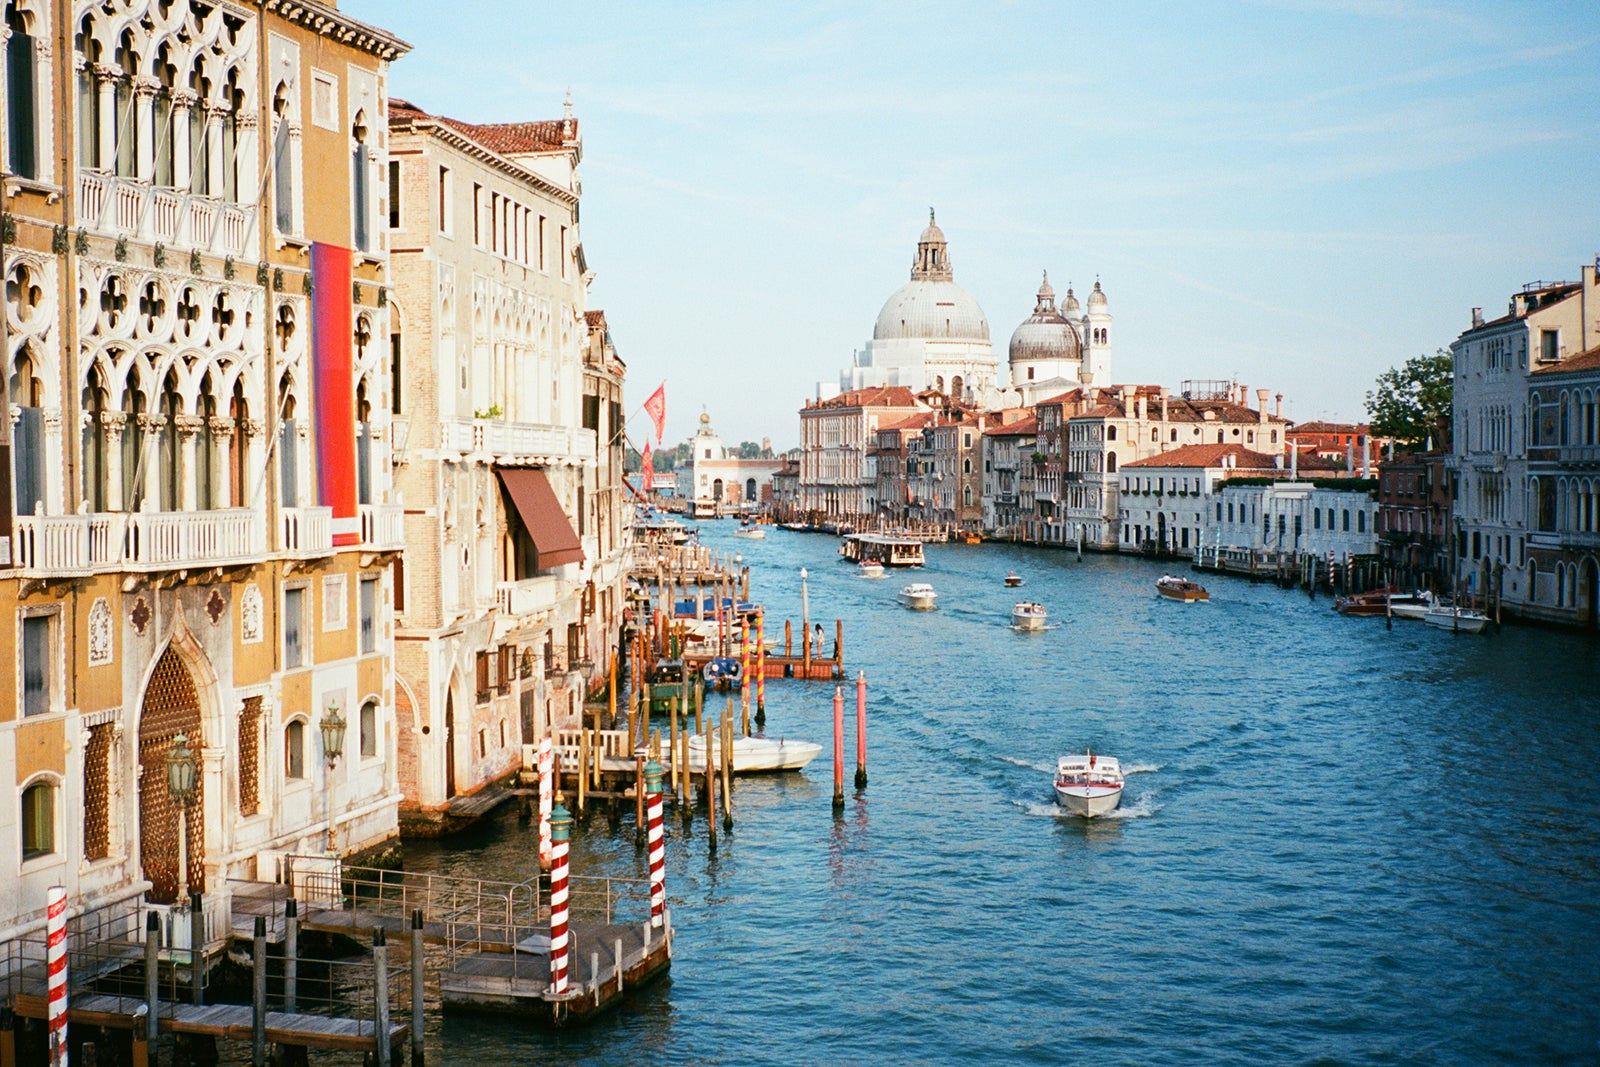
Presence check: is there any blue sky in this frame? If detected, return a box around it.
[349,1,1600,450]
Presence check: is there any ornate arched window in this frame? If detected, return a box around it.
[6,2,39,179]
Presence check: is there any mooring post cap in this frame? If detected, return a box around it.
[550,801,573,841]
[643,759,665,791]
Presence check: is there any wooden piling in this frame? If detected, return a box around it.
[411,910,425,1067]
[635,754,647,845]
[855,671,868,790]
[190,891,205,1005]
[373,929,391,1067]
[835,620,844,675]
[785,619,792,657]
[832,687,845,813]
[705,712,718,853]
[721,707,734,829]
[668,693,680,802]
[252,916,267,1067]
[143,911,160,1050]
[284,896,299,1012]
[577,728,588,815]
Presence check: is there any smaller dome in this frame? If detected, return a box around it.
[919,207,945,245]
[1008,274,1082,368]
[1061,285,1081,317]
[1088,279,1108,310]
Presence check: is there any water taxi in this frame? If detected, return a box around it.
[1053,752,1125,817]
[1011,602,1048,630]
[1004,572,1024,587]
[839,533,926,567]
[898,582,938,610]
[1155,574,1209,603]
[858,559,886,579]
[732,523,766,540]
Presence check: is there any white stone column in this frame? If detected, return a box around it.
[101,412,127,513]
[176,414,205,511]
[206,106,227,206]
[171,89,195,190]
[209,416,233,507]
[134,77,158,181]
[137,413,164,510]
[95,65,117,173]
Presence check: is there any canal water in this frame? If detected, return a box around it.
[405,525,1600,1066]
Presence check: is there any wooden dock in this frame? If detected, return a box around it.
[9,990,408,1056]
[438,914,672,1026]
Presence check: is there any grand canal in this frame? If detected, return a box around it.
[405,524,1600,1066]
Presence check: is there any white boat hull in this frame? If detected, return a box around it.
[1012,610,1047,630]
[1423,608,1489,634]
[686,735,822,773]
[1053,783,1123,817]
[900,593,936,610]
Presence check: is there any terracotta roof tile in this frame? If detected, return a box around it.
[983,415,1039,436]
[1531,344,1600,375]
[1125,443,1282,470]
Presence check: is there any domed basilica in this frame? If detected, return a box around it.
[832,211,1112,407]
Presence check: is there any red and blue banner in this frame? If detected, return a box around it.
[311,242,360,546]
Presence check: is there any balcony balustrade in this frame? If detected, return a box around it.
[496,574,560,618]
[359,503,405,550]
[77,171,257,259]
[12,514,91,573]
[440,417,584,461]
[280,506,334,557]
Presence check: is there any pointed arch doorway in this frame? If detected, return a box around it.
[138,646,206,903]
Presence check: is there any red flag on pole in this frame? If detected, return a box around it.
[643,384,666,443]
[641,441,654,491]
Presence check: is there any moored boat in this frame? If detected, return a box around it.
[1333,587,1399,616]
[1156,574,1209,602]
[1387,592,1435,621]
[702,657,743,689]
[898,582,937,610]
[1053,752,1124,816]
[1423,604,1490,634]
[686,732,822,773]
[1011,601,1048,630]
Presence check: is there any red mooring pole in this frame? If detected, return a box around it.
[832,687,845,813]
[855,671,867,790]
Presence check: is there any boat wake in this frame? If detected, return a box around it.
[999,755,1055,773]
[1121,762,1164,775]
[1012,791,1161,820]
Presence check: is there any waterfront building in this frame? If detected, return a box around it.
[1208,478,1377,565]
[1449,265,1598,613]
[1375,449,1453,590]
[685,411,785,515]
[1524,345,1600,624]
[579,308,631,696]
[0,0,408,937]
[1120,444,1287,556]
[871,411,934,524]
[770,459,800,520]
[833,212,1003,407]
[387,96,615,828]
[1056,382,1289,550]
[980,412,1038,539]
[1006,273,1112,404]
[797,386,926,519]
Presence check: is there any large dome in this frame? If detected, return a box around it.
[1009,272,1081,364]
[873,279,991,342]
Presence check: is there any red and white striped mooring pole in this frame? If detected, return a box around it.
[645,759,666,928]
[548,802,572,995]
[47,885,67,1066]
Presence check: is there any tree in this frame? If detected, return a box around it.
[1366,349,1452,449]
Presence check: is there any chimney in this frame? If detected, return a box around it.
[1345,440,1354,475]
[1471,307,1484,328]
[1275,393,1283,417]
[1361,435,1371,478]
[1256,389,1269,425]
[1137,394,1147,420]
[1239,383,1249,406]
[1159,387,1169,424]
[1290,447,1297,479]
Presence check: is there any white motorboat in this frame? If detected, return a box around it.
[1386,591,1433,620]
[1053,752,1124,817]
[1423,604,1490,634]
[898,582,937,610]
[1011,601,1048,630]
[858,559,886,579]
[732,524,766,539]
[686,732,822,773]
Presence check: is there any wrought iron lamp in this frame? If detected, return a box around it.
[320,701,346,853]
[165,733,198,904]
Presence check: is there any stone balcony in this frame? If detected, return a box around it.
[279,506,333,558]
[77,171,257,260]
[359,504,406,550]
[496,574,560,618]
[440,418,594,463]
[12,508,265,574]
